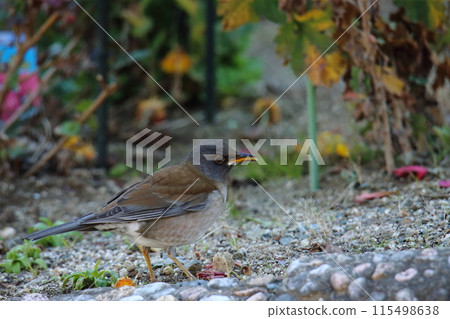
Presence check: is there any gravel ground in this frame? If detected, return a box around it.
[0,165,448,300]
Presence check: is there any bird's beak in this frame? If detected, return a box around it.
[228,153,257,165]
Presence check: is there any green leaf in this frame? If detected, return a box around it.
[96,278,107,287]
[12,262,22,274]
[394,0,445,29]
[275,23,298,57]
[58,121,81,137]
[18,256,31,269]
[252,0,285,23]
[34,258,47,270]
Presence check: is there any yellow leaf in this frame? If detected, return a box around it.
[336,142,350,158]
[161,48,192,74]
[428,1,445,29]
[217,0,256,31]
[376,66,404,96]
[63,136,96,161]
[294,9,326,22]
[304,45,346,87]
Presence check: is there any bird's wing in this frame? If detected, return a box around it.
[79,164,218,225]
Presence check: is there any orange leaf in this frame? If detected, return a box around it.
[113,276,134,288]
[161,48,192,74]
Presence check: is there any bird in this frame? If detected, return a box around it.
[24,142,256,282]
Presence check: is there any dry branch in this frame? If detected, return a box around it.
[24,81,118,177]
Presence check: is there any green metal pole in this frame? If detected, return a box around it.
[306,77,318,191]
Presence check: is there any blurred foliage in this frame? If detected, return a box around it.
[0,0,262,176]
[0,241,47,275]
[62,260,118,290]
[218,0,450,168]
[27,217,83,248]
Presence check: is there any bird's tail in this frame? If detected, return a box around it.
[23,214,95,241]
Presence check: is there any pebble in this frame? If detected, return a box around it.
[348,277,368,300]
[156,295,178,301]
[352,263,373,277]
[423,269,435,277]
[394,268,417,282]
[275,294,296,301]
[96,286,135,301]
[207,277,239,289]
[247,275,274,287]
[120,295,144,301]
[246,292,267,301]
[395,288,417,301]
[134,282,172,299]
[233,287,266,297]
[200,295,232,301]
[330,272,350,293]
[179,286,208,301]
[0,227,16,239]
[286,260,303,276]
[309,264,331,276]
[22,293,49,301]
[371,263,394,280]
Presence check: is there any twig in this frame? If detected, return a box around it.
[24,81,118,177]
[0,12,60,112]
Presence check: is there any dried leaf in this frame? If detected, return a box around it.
[217,0,257,31]
[438,180,450,188]
[355,191,396,203]
[376,66,404,96]
[393,165,428,180]
[113,276,134,288]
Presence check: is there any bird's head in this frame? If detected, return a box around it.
[186,141,256,182]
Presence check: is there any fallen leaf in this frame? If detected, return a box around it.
[336,142,350,158]
[438,180,450,188]
[113,276,134,288]
[217,0,257,31]
[393,165,428,180]
[355,191,396,203]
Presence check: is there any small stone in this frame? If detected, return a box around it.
[394,268,417,282]
[22,293,49,301]
[348,277,368,300]
[247,275,274,287]
[179,286,208,301]
[395,288,417,301]
[161,265,173,276]
[371,263,394,280]
[208,277,239,289]
[330,272,350,293]
[246,292,267,301]
[423,269,435,277]
[335,254,352,264]
[275,294,296,301]
[156,294,178,301]
[279,237,292,245]
[300,238,310,248]
[286,272,308,291]
[0,227,16,239]
[353,263,374,277]
[370,291,386,301]
[200,295,231,301]
[309,264,331,276]
[286,260,303,275]
[421,248,437,257]
[233,287,266,297]
[96,286,135,301]
[134,282,172,298]
[120,295,144,301]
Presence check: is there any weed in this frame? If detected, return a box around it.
[61,260,118,290]
[27,217,83,247]
[0,241,47,275]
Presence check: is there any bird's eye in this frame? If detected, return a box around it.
[214,155,226,164]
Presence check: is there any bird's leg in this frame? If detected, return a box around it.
[166,247,196,281]
[138,245,156,283]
